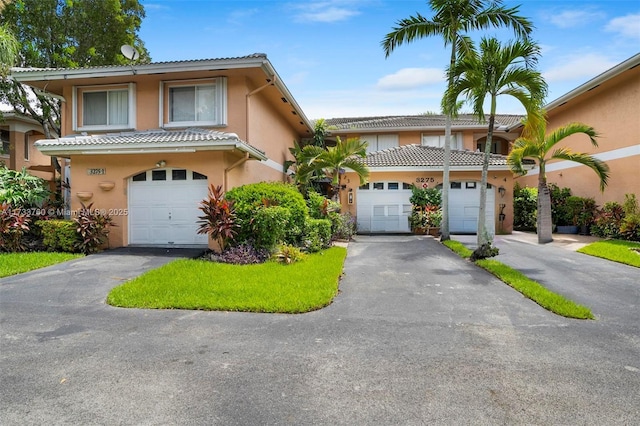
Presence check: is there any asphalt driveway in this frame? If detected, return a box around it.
[1,237,639,424]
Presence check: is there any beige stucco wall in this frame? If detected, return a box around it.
[342,170,515,234]
[519,65,640,205]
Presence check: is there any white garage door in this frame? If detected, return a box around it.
[356,181,412,233]
[128,168,209,246]
[448,181,495,235]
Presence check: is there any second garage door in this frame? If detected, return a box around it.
[448,181,495,234]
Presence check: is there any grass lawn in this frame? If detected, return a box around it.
[0,252,84,278]
[442,240,594,319]
[577,240,640,268]
[107,246,347,313]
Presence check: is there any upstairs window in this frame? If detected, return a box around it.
[75,84,135,131]
[422,133,462,150]
[163,77,227,128]
[361,134,399,154]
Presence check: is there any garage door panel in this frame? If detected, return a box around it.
[356,182,412,233]
[128,168,208,246]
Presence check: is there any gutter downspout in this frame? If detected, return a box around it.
[224,152,250,191]
[246,74,276,143]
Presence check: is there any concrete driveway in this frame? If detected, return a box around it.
[1,237,639,425]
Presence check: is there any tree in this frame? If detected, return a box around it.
[0,0,149,139]
[444,37,547,245]
[315,136,370,201]
[381,0,533,241]
[508,118,610,244]
[0,24,19,74]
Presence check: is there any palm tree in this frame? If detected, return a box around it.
[508,118,610,244]
[315,136,370,201]
[0,24,19,74]
[381,0,533,241]
[444,37,547,245]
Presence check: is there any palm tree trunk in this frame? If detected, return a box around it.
[537,169,553,243]
[440,40,458,242]
[477,111,495,246]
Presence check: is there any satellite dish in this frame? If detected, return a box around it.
[120,44,140,61]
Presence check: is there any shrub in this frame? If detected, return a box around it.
[226,182,308,245]
[330,212,357,241]
[307,190,341,219]
[513,183,537,231]
[0,202,30,252]
[37,219,79,252]
[410,185,441,208]
[620,194,640,242]
[548,183,572,226]
[272,244,306,264]
[217,242,270,265]
[303,218,332,252]
[0,166,51,208]
[469,242,500,261]
[73,203,115,254]
[252,206,291,250]
[591,202,624,239]
[197,185,238,252]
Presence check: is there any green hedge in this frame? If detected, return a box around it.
[36,220,79,252]
[304,218,332,252]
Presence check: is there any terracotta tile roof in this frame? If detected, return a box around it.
[34,128,267,160]
[11,53,268,73]
[36,128,242,146]
[361,144,517,168]
[325,114,524,131]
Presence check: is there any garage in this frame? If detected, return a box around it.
[448,181,495,235]
[356,180,495,235]
[356,181,413,233]
[128,168,209,246]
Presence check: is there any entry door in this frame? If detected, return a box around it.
[128,168,209,246]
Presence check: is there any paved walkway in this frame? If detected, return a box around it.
[1,237,639,424]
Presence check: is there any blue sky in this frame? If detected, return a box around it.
[139,0,640,120]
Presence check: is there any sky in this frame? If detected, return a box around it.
[136,0,640,121]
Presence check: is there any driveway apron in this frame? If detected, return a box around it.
[1,237,639,425]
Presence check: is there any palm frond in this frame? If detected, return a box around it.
[550,148,610,191]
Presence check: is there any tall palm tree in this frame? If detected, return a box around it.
[444,37,547,245]
[508,118,610,244]
[381,0,533,241]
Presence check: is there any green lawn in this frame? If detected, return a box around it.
[107,246,347,313]
[0,252,84,278]
[443,240,594,319]
[577,240,640,268]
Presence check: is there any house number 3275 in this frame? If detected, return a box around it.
[416,177,435,183]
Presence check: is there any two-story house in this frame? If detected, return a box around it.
[325,115,524,234]
[11,53,313,248]
[0,112,55,188]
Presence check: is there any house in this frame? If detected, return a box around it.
[0,112,56,188]
[324,115,524,234]
[518,53,640,205]
[11,53,313,248]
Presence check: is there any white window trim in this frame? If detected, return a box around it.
[362,134,399,154]
[421,132,462,150]
[73,83,136,132]
[160,77,227,129]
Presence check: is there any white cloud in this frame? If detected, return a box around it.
[542,54,617,82]
[605,13,640,40]
[290,1,361,23]
[376,68,444,90]
[548,9,605,28]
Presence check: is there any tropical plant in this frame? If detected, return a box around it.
[0,23,19,75]
[197,185,239,253]
[73,202,115,254]
[283,140,326,195]
[272,244,306,265]
[330,212,357,241]
[444,37,546,245]
[409,185,442,208]
[314,136,369,201]
[513,183,537,231]
[620,194,640,241]
[216,242,270,265]
[508,119,610,243]
[303,218,332,253]
[381,0,533,241]
[591,201,624,239]
[0,202,31,252]
[37,219,79,252]
[0,166,51,207]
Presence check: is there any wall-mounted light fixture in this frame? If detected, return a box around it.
[155,160,166,168]
[498,186,506,198]
[348,188,354,205]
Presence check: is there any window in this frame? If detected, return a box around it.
[24,134,29,161]
[403,183,413,190]
[388,182,399,190]
[359,183,370,190]
[152,170,166,181]
[172,169,187,181]
[192,171,208,180]
[373,182,384,190]
[132,172,147,182]
[466,182,476,189]
[451,182,462,189]
[1,130,9,155]
[361,134,399,154]
[165,78,227,127]
[422,133,462,150]
[76,84,135,131]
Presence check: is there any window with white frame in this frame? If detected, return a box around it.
[421,133,462,150]
[75,84,135,131]
[164,77,227,127]
[361,134,398,154]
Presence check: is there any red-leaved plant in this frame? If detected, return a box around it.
[74,202,115,254]
[0,202,31,252]
[197,185,239,252]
